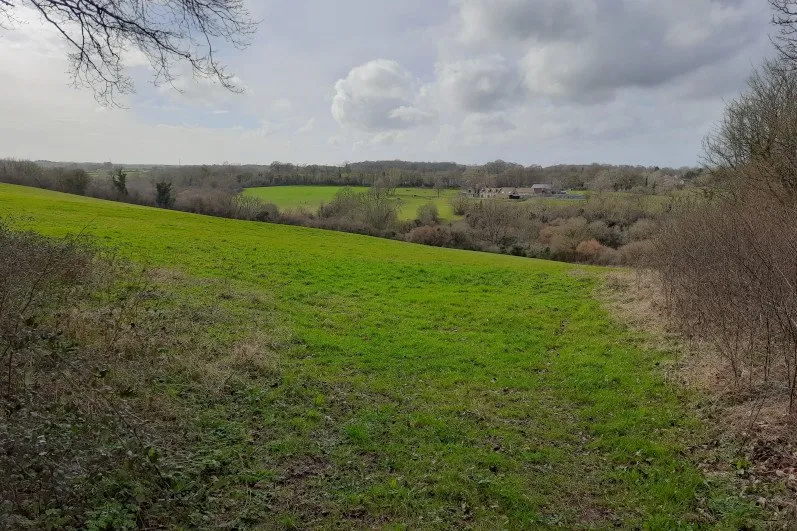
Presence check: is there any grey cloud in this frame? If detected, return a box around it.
[434,55,524,112]
[459,111,518,145]
[456,0,768,103]
[458,0,595,43]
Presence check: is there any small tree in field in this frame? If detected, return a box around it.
[111,168,128,197]
[417,203,440,226]
[433,178,446,198]
[155,181,175,208]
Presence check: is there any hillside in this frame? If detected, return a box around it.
[0,183,755,527]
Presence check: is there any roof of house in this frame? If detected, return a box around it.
[531,183,552,189]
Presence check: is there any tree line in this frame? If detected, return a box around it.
[23,158,700,194]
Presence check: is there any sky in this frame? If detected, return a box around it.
[0,0,775,167]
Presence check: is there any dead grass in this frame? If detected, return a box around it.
[204,332,282,394]
[600,268,797,525]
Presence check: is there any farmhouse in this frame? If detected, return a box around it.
[464,187,514,198]
[531,183,553,195]
[463,184,557,199]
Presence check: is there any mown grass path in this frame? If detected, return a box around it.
[0,184,753,527]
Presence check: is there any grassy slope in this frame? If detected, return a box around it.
[242,185,460,220]
[0,183,753,527]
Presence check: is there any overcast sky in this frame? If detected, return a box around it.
[0,0,775,167]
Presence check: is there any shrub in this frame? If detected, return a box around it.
[318,187,361,218]
[406,225,452,247]
[0,226,97,366]
[319,188,398,230]
[176,188,236,217]
[449,194,471,216]
[236,195,279,221]
[466,200,519,246]
[360,190,398,229]
[618,239,654,266]
[56,168,90,195]
[514,217,543,245]
[627,218,658,241]
[0,226,128,527]
[548,217,592,254]
[155,181,175,208]
[416,202,440,225]
[575,238,605,259]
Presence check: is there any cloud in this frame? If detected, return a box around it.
[296,118,315,134]
[331,59,429,131]
[388,105,436,126]
[457,0,595,44]
[432,55,524,112]
[454,0,766,103]
[460,111,517,145]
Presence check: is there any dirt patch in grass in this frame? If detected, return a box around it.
[600,268,797,524]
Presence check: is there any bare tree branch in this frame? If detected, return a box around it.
[1,0,257,105]
[771,0,797,68]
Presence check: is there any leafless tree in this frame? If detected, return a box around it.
[703,61,797,197]
[657,53,797,413]
[0,0,257,105]
[772,0,797,68]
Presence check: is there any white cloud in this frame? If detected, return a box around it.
[388,105,436,126]
[331,59,430,132]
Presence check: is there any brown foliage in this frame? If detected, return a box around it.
[406,225,452,247]
[655,59,797,414]
[575,238,604,258]
[654,184,797,411]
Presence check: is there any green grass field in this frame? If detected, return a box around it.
[0,183,755,527]
[242,185,460,220]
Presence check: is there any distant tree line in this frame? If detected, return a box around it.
[24,158,702,194]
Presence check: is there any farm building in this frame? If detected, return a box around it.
[508,187,535,199]
[463,187,514,198]
[463,184,557,199]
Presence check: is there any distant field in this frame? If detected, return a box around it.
[0,183,758,527]
[243,185,460,220]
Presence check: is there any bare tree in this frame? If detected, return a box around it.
[657,41,797,413]
[0,0,257,105]
[703,61,797,196]
[772,0,797,67]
